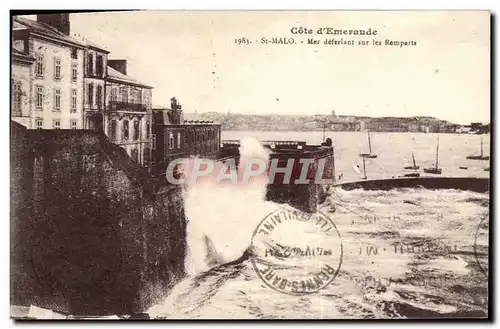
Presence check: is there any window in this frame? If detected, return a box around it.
[71,89,77,112]
[87,83,93,105]
[131,149,139,163]
[143,147,150,166]
[87,53,93,75]
[152,134,156,150]
[71,120,77,129]
[146,121,150,139]
[109,120,117,140]
[35,86,43,108]
[97,85,103,108]
[120,88,128,103]
[133,120,140,140]
[96,55,103,77]
[71,48,78,59]
[36,53,44,77]
[110,88,117,102]
[177,132,181,149]
[122,120,129,140]
[54,58,61,80]
[12,81,22,115]
[53,119,60,129]
[137,90,142,104]
[35,119,43,129]
[72,63,78,81]
[54,88,61,111]
[168,132,174,149]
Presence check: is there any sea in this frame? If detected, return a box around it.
[147,131,490,319]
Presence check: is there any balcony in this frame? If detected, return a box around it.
[86,103,104,111]
[108,101,147,112]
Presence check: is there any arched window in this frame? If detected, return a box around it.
[87,53,94,75]
[133,120,140,140]
[96,85,103,108]
[168,132,174,149]
[123,120,129,140]
[109,119,117,141]
[177,132,181,149]
[143,147,150,166]
[87,83,93,105]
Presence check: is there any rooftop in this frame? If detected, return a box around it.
[107,66,153,89]
[13,16,86,49]
[71,34,110,54]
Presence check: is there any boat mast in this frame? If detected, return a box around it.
[368,130,372,154]
[362,156,367,179]
[435,134,440,169]
[480,135,484,157]
[412,152,416,169]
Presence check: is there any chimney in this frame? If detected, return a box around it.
[37,14,70,35]
[108,60,127,75]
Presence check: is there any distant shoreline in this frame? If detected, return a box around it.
[183,112,490,134]
[220,129,489,134]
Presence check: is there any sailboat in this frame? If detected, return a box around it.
[359,129,377,158]
[423,134,442,174]
[466,135,489,160]
[404,152,420,170]
[402,152,420,177]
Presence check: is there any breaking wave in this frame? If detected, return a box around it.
[148,139,489,319]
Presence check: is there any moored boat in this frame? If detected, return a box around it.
[404,152,419,170]
[423,134,442,175]
[466,135,489,160]
[359,129,377,158]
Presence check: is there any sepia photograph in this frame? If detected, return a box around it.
[9,10,491,320]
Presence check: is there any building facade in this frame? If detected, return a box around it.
[152,98,221,178]
[77,36,110,131]
[12,15,86,130]
[104,61,153,168]
[11,49,35,128]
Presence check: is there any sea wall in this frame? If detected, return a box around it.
[335,177,490,193]
[10,122,186,316]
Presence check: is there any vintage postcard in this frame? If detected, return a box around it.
[10,10,490,320]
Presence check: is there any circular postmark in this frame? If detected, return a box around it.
[473,216,489,278]
[250,207,343,295]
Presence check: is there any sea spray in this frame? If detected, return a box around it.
[182,137,280,276]
[148,185,488,318]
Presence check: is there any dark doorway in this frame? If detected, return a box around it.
[88,114,103,132]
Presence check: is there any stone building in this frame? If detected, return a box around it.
[105,60,153,168]
[11,48,34,128]
[152,98,221,178]
[74,35,110,131]
[11,15,86,129]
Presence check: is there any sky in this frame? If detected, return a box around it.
[30,11,490,124]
